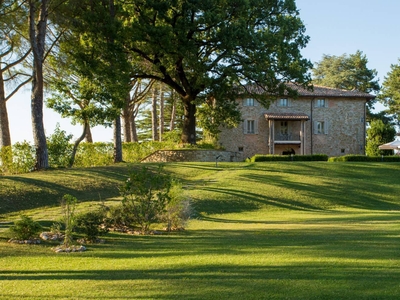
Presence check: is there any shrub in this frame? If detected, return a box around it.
[75,210,108,242]
[61,194,78,247]
[74,142,114,167]
[328,155,400,162]
[47,124,73,168]
[104,205,129,230]
[9,215,42,240]
[250,154,328,162]
[160,180,193,232]
[11,142,36,173]
[0,142,35,174]
[121,166,172,233]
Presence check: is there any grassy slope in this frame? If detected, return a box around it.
[1,162,400,299]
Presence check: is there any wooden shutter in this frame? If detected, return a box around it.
[324,121,329,134]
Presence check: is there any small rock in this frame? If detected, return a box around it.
[40,232,49,240]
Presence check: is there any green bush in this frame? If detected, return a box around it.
[160,180,193,231]
[47,124,73,168]
[0,142,35,175]
[74,142,114,167]
[121,166,172,233]
[75,210,108,242]
[123,141,176,162]
[328,155,400,162]
[9,215,42,240]
[250,154,328,162]
[104,205,129,230]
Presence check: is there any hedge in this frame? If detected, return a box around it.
[249,154,329,162]
[328,155,400,162]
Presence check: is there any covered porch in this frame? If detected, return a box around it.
[264,113,310,155]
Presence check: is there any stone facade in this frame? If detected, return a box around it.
[141,150,242,163]
[218,86,374,158]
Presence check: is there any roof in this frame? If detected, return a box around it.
[264,113,309,120]
[244,83,376,99]
[287,83,376,99]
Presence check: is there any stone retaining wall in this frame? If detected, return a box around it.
[141,150,243,163]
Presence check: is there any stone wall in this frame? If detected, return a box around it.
[141,150,243,163]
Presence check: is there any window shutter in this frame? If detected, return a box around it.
[242,99,247,107]
[313,121,318,134]
[325,121,329,134]
[255,120,259,134]
[243,121,247,134]
[324,100,329,108]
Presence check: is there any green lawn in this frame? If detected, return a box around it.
[1,162,400,299]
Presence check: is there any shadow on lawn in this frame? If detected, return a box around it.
[239,170,400,211]
[2,264,400,299]
[0,167,125,215]
[2,227,400,299]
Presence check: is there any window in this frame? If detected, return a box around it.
[315,121,326,134]
[280,121,288,135]
[315,99,326,107]
[278,98,289,107]
[247,120,255,134]
[238,147,244,152]
[244,119,258,134]
[244,98,255,106]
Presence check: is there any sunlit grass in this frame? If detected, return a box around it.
[1,162,400,299]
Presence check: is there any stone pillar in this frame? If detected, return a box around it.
[300,120,305,155]
[268,120,275,154]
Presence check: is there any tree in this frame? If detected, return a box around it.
[0,1,31,147]
[122,79,153,142]
[380,60,400,125]
[366,119,396,156]
[58,0,131,162]
[46,29,125,167]
[28,0,50,170]
[312,50,380,113]
[122,0,312,144]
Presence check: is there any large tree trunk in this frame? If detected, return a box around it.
[130,115,139,142]
[169,94,176,131]
[29,0,49,170]
[0,73,11,147]
[85,125,93,143]
[181,96,196,144]
[151,87,159,141]
[113,116,123,163]
[122,94,132,142]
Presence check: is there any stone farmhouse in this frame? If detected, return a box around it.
[218,84,375,160]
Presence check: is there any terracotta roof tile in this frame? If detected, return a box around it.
[288,83,376,99]
[245,83,375,99]
[264,113,309,120]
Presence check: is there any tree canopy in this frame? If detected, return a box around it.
[70,0,312,144]
[366,119,396,156]
[380,60,400,125]
[312,50,379,113]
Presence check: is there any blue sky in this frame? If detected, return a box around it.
[7,0,400,143]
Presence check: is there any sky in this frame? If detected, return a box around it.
[6,0,400,144]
